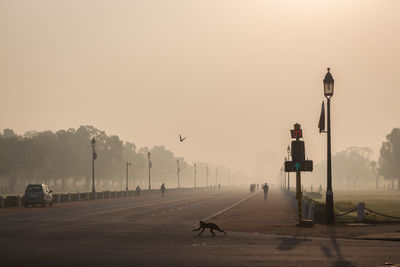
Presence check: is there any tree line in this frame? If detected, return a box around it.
[306,127,400,191]
[0,126,232,194]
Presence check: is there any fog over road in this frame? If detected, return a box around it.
[1,188,399,267]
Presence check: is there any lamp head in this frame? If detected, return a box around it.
[91,137,96,148]
[323,67,334,97]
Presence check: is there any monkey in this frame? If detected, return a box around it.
[192,221,227,236]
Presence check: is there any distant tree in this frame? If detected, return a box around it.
[369,161,379,190]
[0,126,226,193]
[378,128,400,191]
[310,147,375,189]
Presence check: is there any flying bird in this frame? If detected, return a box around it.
[179,134,186,142]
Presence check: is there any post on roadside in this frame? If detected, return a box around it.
[285,123,313,226]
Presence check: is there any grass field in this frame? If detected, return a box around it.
[304,190,400,223]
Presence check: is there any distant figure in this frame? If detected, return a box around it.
[136,185,141,195]
[218,184,221,190]
[256,184,259,190]
[250,184,255,193]
[311,185,313,192]
[192,221,227,237]
[179,134,186,142]
[262,183,269,200]
[161,183,166,197]
[319,185,322,193]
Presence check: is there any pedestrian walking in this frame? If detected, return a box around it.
[161,183,166,197]
[262,183,269,201]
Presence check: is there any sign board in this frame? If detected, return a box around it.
[285,160,313,172]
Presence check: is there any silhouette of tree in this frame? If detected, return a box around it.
[0,126,223,193]
[378,128,400,191]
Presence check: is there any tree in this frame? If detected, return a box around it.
[378,128,400,191]
[309,147,375,189]
[0,126,226,193]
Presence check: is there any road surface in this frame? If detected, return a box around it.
[0,188,399,266]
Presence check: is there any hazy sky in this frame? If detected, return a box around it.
[1,0,399,177]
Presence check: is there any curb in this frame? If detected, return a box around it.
[355,237,400,242]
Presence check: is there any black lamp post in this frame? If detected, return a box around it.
[206,166,209,188]
[194,163,197,188]
[126,162,131,192]
[147,152,152,191]
[177,159,180,189]
[287,145,291,191]
[91,137,96,197]
[323,67,335,223]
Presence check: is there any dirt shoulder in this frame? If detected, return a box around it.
[212,189,400,240]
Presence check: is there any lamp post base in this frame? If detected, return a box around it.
[326,190,335,224]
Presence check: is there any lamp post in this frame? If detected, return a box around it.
[147,152,152,191]
[194,163,197,188]
[323,67,335,224]
[215,169,218,186]
[287,145,291,191]
[206,166,209,188]
[91,137,96,197]
[126,162,131,192]
[177,159,180,189]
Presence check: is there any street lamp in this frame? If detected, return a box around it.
[147,152,152,191]
[177,159,180,189]
[323,67,335,224]
[91,137,96,198]
[206,166,209,188]
[287,145,291,191]
[215,169,218,187]
[126,162,131,192]
[194,163,197,189]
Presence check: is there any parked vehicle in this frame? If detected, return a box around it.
[24,184,54,207]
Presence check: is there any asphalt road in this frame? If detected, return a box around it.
[1,188,399,267]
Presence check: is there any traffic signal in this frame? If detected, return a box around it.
[291,140,305,164]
